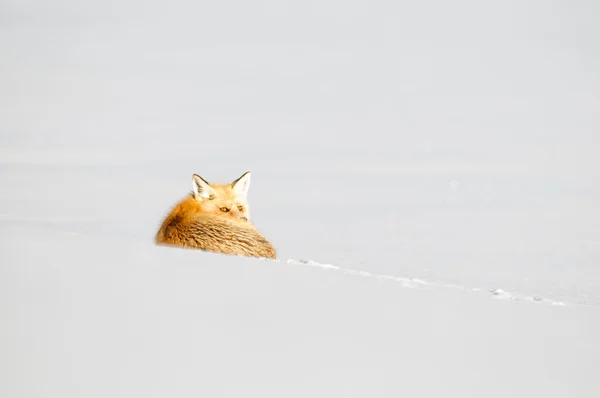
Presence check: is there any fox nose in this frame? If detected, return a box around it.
[240,216,248,221]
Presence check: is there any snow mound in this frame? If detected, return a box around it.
[1,226,598,398]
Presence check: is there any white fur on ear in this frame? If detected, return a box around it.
[192,174,213,199]
[231,171,251,197]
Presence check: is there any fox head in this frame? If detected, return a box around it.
[191,171,252,221]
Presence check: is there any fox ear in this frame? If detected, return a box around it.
[192,174,213,199]
[231,171,251,197]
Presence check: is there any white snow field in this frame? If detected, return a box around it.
[2,0,600,397]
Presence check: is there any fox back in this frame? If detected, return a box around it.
[155,172,276,259]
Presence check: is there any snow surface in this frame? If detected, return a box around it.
[2,0,600,397]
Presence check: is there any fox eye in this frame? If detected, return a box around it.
[220,207,229,212]
[237,205,243,211]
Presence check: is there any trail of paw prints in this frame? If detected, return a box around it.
[473,288,566,306]
[287,259,427,289]
[286,259,568,307]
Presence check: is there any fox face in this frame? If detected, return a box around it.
[191,171,252,221]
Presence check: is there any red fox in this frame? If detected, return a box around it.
[155,171,276,259]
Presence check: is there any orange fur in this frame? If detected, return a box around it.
[155,172,276,259]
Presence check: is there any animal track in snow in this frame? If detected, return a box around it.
[286,259,567,307]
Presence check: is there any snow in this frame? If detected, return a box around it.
[3,227,600,397]
[2,0,600,397]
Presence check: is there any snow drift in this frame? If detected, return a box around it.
[2,226,599,398]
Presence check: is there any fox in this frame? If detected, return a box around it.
[155,171,276,259]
